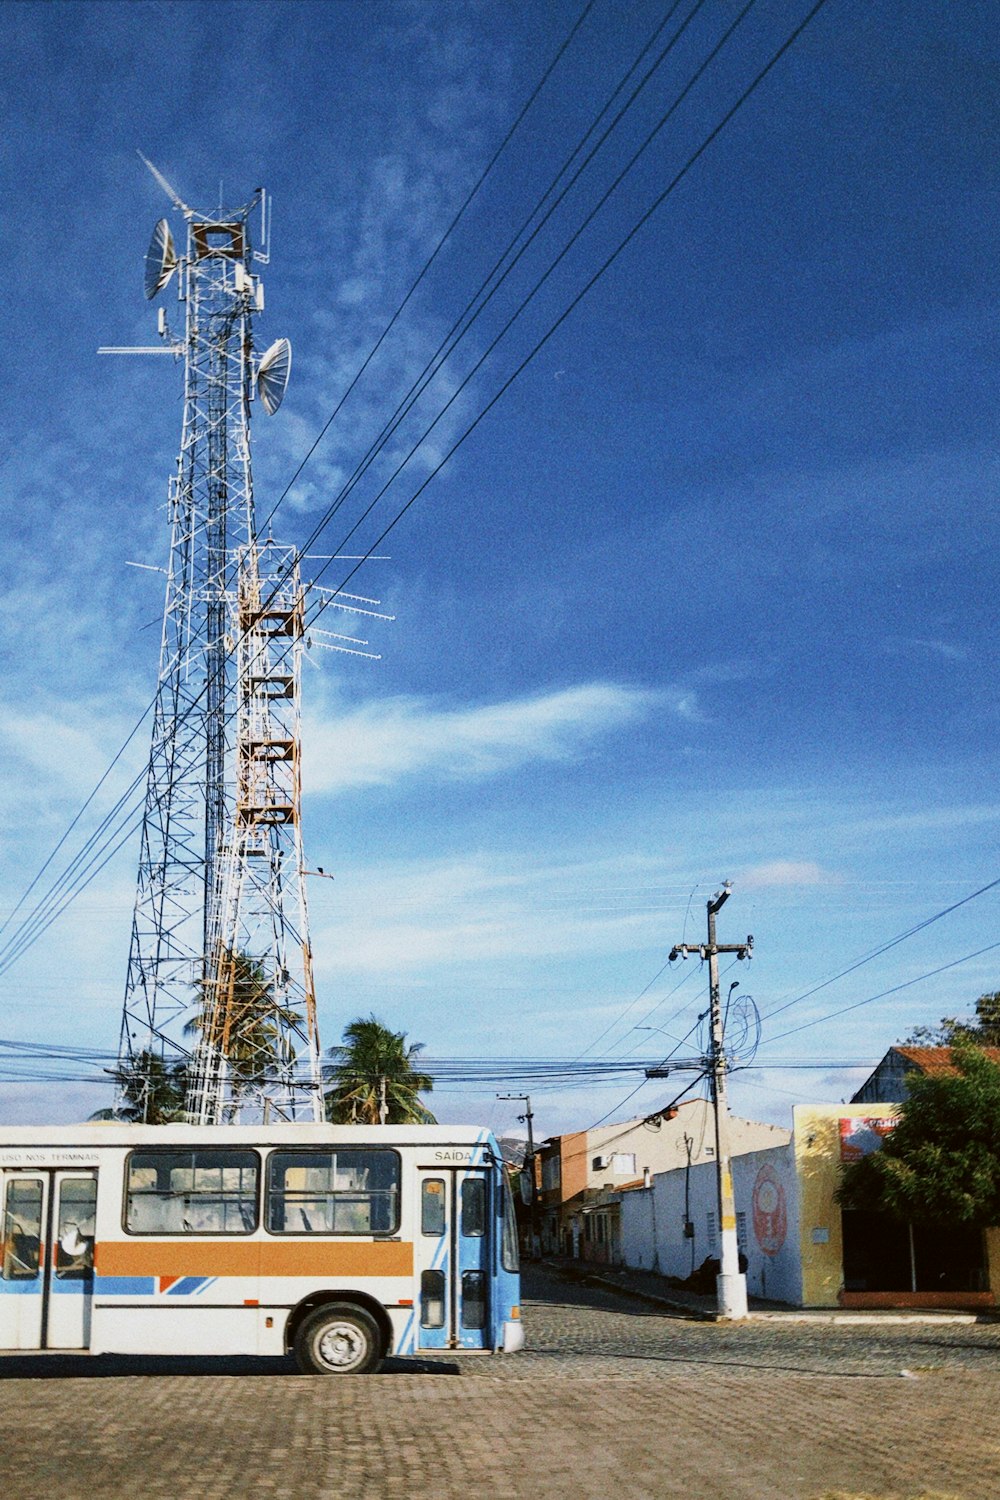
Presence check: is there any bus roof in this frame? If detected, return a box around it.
[0,1122,499,1150]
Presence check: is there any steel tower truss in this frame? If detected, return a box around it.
[118,184,322,1122]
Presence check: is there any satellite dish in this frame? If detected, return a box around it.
[144,219,177,300]
[256,337,292,415]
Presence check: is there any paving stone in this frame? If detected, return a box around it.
[1,1266,997,1498]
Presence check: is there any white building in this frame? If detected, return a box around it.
[619,1141,801,1303]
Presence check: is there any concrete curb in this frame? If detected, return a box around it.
[541,1260,994,1325]
[581,1271,717,1320]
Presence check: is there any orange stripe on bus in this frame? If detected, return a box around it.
[97,1240,413,1279]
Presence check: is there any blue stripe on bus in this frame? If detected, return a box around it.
[166,1276,209,1296]
[94,1276,156,1296]
[397,1309,415,1355]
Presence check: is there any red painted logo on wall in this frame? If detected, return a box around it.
[752,1164,787,1256]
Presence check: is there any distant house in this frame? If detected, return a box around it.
[536,1101,789,1266]
[851,1045,1000,1103]
[614,1087,1000,1310]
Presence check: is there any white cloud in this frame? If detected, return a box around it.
[883,636,969,663]
[309,850,673,978]
[303,681,657,794]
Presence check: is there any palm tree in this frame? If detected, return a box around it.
[91,1049,189,1124]
[323,1016,436,1124]
[186,949,304,1105]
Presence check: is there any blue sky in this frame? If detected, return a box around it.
[1,0,998,1138]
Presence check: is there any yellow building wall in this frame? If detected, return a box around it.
[793,1103,900,1308]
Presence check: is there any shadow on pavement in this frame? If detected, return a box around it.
[0,1351,462,1380]
[523,1263,698,1319]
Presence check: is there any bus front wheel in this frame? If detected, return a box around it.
[294,1303,383,1375]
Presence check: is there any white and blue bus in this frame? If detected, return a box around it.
[0,1122,523,1373]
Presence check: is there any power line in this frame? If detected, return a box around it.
[0,0,830,976]
[760,874,1000,1025]
[764,940,1000,1045]
[572,955,692,1061]
[0,704,150,946]
[275,0,708,578]
[292,0,832,678]
[0,3,600,980]
[0,3,685,975]
[294,0,773,623]
[585,1067,708,1133]
[257,0,600,539]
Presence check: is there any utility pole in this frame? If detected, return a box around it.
[668,882,752,1319]
[498,1092,540,1257]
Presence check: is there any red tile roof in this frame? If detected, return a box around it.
[894,1045,1000,1074]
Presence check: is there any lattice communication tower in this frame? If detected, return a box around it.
[112,164,322,1123]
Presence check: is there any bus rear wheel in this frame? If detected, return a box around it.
[294,1303,383,1375]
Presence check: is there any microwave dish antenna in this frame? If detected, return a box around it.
[143,218,177,300]
[256,337,292,414]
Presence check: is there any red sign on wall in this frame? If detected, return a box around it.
[838,1117,898,1162]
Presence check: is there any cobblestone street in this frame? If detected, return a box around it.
[1,1266,998,1499]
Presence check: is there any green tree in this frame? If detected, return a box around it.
[186,949,303,1102]
[323,1015,436,1124]
[838,1045,1000,1227]
[904,990,1000,1048]
[91,1049,189,1124]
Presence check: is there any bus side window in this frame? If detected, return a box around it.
[421,1269,445,1327]
[460,1178,486,1238]
[125,1150,258,1234]
[266,1150,401,1236]
[421,1179,445,1236]
[55,1178,97,1278]
[501,1168,520,1273]
[2,1178,43,1281]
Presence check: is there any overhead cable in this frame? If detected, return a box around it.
[764,939,1000,1045]
[0,0,831,974]
[760,874,1000,1024]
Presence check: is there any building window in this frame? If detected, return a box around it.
[736,1211,748,1252]
[706,1211,717,1251]
[610,1153,636,1176]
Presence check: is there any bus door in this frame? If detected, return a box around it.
[416,1168,491,1351]
[0,1170,97,1351]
